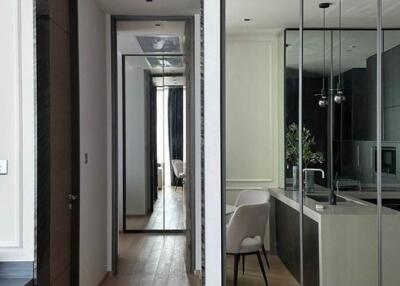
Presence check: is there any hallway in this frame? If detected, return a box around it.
[103,234,199,286]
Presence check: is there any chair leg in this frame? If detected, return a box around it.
[174,177,178,192]
[234,254,239,286]
[242,255,245,275]
[262,244,271,269]
[256,252,268,286]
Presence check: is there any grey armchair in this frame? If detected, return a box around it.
[227,202,269,286]
[234,189,271,269]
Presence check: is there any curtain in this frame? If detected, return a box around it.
[168,87,184,186]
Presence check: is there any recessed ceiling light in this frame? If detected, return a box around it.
[243,18,252,22]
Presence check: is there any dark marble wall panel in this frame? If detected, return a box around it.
[36,1,51,284]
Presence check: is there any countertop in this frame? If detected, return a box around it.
[269,188,400,223]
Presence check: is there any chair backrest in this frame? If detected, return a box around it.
[171,159,184,177]
[234,189,270,207]
[226,203,269,254]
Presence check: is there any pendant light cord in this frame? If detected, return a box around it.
[322,8,326,93]
[338,0,342,87]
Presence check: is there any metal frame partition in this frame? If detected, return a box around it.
[298,2,305,286]
[377,1,383,285]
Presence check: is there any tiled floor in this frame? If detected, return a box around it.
[126,186,186,230]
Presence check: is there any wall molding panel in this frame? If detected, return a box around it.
[0,0,35,261]
[226,34,282,192]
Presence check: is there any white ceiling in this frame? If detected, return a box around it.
[227,0,400,34]
[286,30,400,74]
[97,0,200,16]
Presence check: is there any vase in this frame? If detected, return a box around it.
[305,171,315,193]
[292,166,299,189]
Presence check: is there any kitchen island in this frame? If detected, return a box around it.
[269,188,400,286]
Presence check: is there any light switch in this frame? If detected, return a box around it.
[0,160,8,175]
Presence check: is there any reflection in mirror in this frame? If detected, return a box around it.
[122,55,187,231]
[117,20,189,232]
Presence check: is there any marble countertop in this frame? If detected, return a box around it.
[269,188,400,223]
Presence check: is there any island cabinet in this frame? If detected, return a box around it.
[270,188,400,286]
[276,200,319,286]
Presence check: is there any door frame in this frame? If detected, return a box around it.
[70,0,81,284]
[110,15,197,273]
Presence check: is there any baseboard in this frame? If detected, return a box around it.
[98,271,112,285]
[0,262,34,279]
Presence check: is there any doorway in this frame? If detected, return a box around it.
[110,16,197,274]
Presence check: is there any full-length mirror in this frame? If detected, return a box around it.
[118,20,191,232]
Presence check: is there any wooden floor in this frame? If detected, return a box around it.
[103,233,299,286]
[103,233,199,286]
[126,186,186,230]
[226,254,299,286]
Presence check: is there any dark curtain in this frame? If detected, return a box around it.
[149,81,158,204]
[168,87,184,186]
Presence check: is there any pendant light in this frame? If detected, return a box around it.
[334,0,346,104]
[317,3,331,108]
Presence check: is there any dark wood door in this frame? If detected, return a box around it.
[36,0,79,285]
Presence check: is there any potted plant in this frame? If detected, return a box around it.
[286,123,325,191]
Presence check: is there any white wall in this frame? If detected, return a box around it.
[78,0,108,284]
[0,0,35,262]
[124,57,148,215]
[204,0,222,284]
[225,33,284,204]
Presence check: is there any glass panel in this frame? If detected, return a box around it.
[163,55,187,231]
[123,55,165,231]
[300,1,378,285]
[224,0,301,285]
[382,1,400,285]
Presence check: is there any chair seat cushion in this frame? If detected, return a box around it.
[239,236,262,253]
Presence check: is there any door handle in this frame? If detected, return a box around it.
[68,194,78,210]
[68,194,79,201]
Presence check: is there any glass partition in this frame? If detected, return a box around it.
[223,0,400,285]
[382,2,400,285]
[300,0,379,285]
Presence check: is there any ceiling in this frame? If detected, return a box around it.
[286,30,400,74]
[97,0,200,15]
[227,0,400,34]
